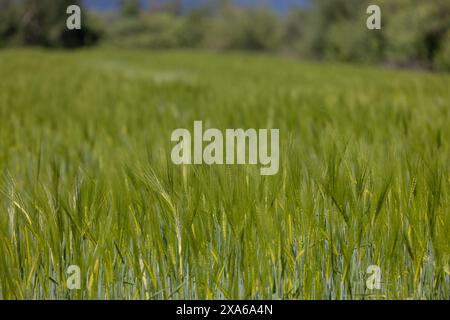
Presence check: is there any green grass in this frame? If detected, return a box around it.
[0,48,449,299]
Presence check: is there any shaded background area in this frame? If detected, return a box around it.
[0,0,449,71]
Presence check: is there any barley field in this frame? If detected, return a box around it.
[0,49,449,299]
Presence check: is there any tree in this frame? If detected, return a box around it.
[303,0,370,58]
[16,0,101,48]
[383,0,450,68]
[121,0,140,18]
[0,0,18,46]
[205,6,282,51]
[435,30,450,71]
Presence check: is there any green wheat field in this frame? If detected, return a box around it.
[0,49,449,299]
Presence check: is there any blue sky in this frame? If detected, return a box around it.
[85,0,307,13]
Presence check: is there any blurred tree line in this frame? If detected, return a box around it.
[1,0,449,71]
[0,0,101,47]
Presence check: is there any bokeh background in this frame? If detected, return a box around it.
[1,0,449,71]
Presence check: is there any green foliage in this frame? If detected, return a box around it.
[287,0,384,62]
[0,0,101,48]
[106,13,183,49]
[0,0,449,69]
[18,0,99,47]
[205,7,282,51]
[383,0,450,68]
[324,19,384,63]
[435,30,450,71]
[121,0,140,18]
[285,0,450,71]
[177,11,206,48]
[0,0,18,47]
[303,0,366,57]
[0,49,449,299]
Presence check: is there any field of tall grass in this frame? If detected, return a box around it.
[0,49,449,299]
